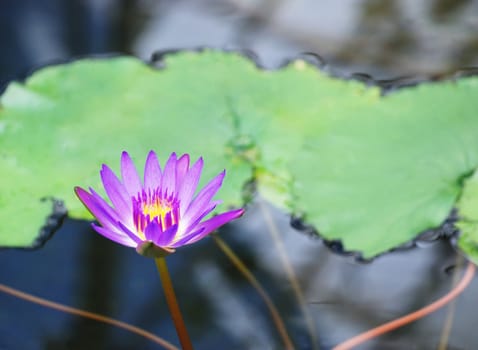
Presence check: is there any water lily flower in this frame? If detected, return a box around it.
[75,151,244,257]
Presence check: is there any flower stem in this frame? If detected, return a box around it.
[332,261,476,350]
[0,283,178,350]
[259,200,319,350]
[213,234,296,350]
[155,257,194,350]
[437,254,464,350]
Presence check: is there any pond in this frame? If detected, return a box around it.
[1,201,476,349]
[1,1,477,349]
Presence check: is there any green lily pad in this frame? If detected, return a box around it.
[1,51,477,258]
[456,170,478,264]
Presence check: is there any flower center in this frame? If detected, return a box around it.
[132,189,179,239]
[142,199,171,220]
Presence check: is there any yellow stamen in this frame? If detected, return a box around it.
[143,202,171,220]
[142,199,173,231]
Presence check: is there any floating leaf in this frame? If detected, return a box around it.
[456,170,478,264]
[1,51,477,258]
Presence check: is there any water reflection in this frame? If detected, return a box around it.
[1,0,478,88]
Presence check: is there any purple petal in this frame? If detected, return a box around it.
[100,164,132,218]
[144,150,162,191]
[88,187,127,224]
[178,200,220,239]
[181,208,244,246]
[117,221,142,244]
[76,187,138,246]
[91,223,136,247]
[144,219,179,247]
[155,223,179,247]
[75,187,120,231]
[161,152,177,196]
[178,157,203,213]
[170,228,205,248]
[121,151,142,196]
[164,211,173,228]
[144,218,161,241]
[182,170,225,224]
[176,154,190,186]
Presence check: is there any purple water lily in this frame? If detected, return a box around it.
[75,151,244,257]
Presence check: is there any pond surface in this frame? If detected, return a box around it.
[0,202,477,349]
[1,0,478,88]
[1,1,477,349]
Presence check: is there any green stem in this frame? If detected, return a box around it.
[155,257,194,350]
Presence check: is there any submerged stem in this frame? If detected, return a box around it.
[213,234,296,350]
[0,283,178,350]
[332,261,476,350]
[259,200,320,350]
[437,254,464,350]
[155,257,194,350]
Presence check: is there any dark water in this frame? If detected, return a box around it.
[1,0,478,88]
[0,203,477,349]
[1,1,478,349]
